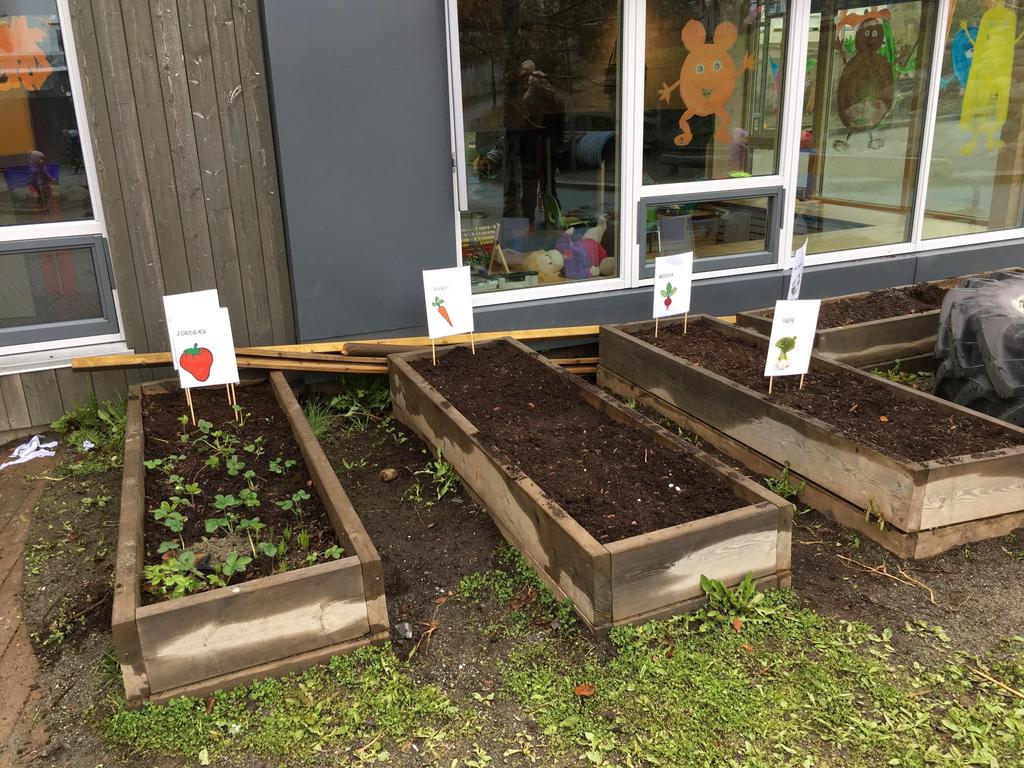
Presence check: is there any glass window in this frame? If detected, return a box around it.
[923,1,1024,239]
[1,2,93,226]
[456,0,622,294]
[792,2,938,254]
[0,238,116,345]
[0,245,102,328]
[644,193,778,274]
[643,2,790,185]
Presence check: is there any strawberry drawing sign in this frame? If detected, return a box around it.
[162,291,239,389]
[652,252,694,320]
[422,266,474,339]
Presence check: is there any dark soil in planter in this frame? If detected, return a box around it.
[763,283,947,329]
[411,342,747,543]
[140,383,336,603]
[631,320,1023,463]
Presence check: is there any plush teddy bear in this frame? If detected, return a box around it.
[523,249,565,283]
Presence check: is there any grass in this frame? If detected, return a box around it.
[103,646,468,763]
[50,396,126,475]
[302,397,336,441]
[498,589,1024,768]
[94,544,1024,767]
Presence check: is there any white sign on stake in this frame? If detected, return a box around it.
[787,240,808,301]
[163,290,221,371]
[423,266,474,339]
[652,252,693,319]
[173,306,239,389]
[763,299,821,378]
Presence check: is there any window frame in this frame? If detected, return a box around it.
[637,186,784,279]
[445,0,1024,306]
[0,0,124,360]
[0,234,119,346]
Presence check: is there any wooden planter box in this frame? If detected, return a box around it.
[113,372,388,705]
[389,339,792,633]
[598,318,1024,559]
[735,286,943,367]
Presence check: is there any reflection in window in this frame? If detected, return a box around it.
[923,1,1024,239]
[792,2,937,254]
[0,247,102,328]
[456,0,621,294]
[0,3,92,226]
[645,196,773,265]
[643,1,789,185]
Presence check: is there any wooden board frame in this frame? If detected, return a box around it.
[388,338,793,633]
[112,372,388,705]
[735,271,1023,367]
[597,318,1024,558]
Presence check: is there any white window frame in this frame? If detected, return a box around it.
[445,0,1024,308]
[0,0,128,363]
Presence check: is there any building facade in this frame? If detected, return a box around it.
[2,0,1024,439]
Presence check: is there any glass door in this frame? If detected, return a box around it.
[630,0,797,279]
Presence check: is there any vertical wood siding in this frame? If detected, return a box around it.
[0,0,293,442]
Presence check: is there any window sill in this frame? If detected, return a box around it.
[0,339,131,376]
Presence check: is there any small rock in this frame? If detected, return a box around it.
[378,467,399,482]
[395,621,414,640]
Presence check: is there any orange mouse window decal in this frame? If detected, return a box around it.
[658,19,756,147]
[0,16,53,92]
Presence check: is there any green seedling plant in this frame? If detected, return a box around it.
[764,462,806,500]
[225,454,245,477]
[144,550,210,599]
[238,517,265,558]
[267,457,296,475]
[871,361,931,389]
[231,404,250,427]
[415,449,459,500]
[276,489,310,518]
[217,550,251,583]
[242,436,264,459]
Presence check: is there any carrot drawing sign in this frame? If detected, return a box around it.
[0,16,53,92]
[423,266,474,339]
[432,296,453,327]
[658,20,756,147]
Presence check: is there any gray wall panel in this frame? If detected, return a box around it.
[263,0,457,342]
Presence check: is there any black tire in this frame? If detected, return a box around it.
[933,271,1024,426]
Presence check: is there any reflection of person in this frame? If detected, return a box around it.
[27,150,54,208]
[728,128,750,174]
[503,59,565,225]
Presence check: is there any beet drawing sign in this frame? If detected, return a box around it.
[423,266,474,339]
[763,299,821,378]
[652,252,694,320]
[162,290,239,389]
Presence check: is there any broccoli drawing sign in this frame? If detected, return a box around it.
[763,299,821,378]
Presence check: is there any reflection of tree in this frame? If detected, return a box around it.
[459,0,619,219]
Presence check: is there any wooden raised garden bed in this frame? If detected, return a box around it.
[735,281,948,367]
[598,318,1024,559]
[113,373,388,705]
[388,338,793,633]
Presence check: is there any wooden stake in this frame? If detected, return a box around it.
[799,374,806,390]
[655,317,660,338]
[470,332,476,355]
[768,377,774,395]
[684,313,688,335]
[431,338,436,366]
[226,385,232,404]
[184,388,196,426]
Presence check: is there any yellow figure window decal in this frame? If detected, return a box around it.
[960,2,1024,156]
[0,16,53,92]
[658,20,756,147]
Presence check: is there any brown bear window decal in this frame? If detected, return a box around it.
[658,19,756,147]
